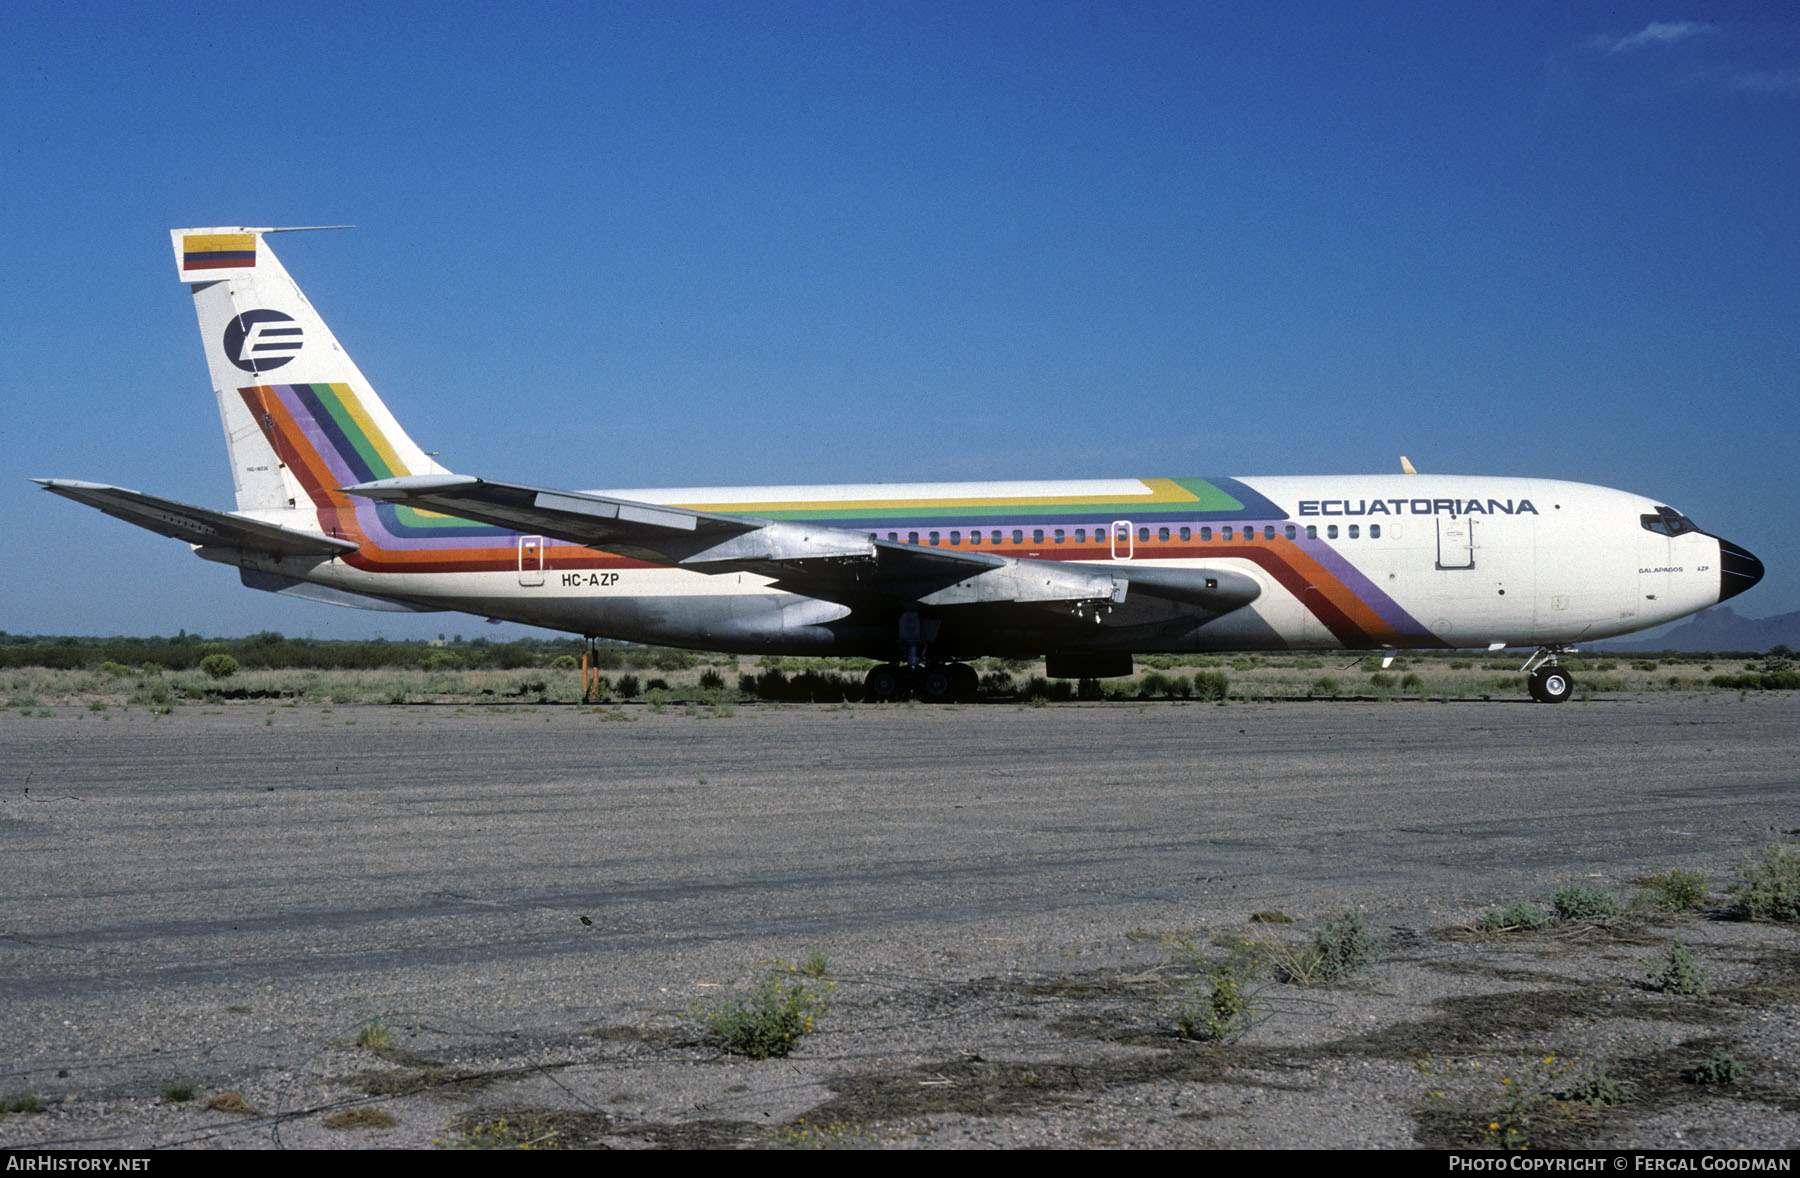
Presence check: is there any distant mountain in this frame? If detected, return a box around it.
[1597,606,1800,653]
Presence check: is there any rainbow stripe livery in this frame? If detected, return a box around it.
[35,227,1763,701]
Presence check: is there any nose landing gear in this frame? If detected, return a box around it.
[1522,647,1575,703]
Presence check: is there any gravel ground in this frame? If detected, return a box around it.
[0,693,1795,1149]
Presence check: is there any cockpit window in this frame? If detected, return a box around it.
[1640,506,1698,537]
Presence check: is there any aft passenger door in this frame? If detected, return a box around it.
[518,535,545,586]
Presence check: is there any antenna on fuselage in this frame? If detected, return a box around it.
[1400,456,1418,475]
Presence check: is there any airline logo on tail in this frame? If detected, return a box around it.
[223,310,304,372]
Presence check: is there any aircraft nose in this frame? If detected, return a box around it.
[1717,538,1764,603]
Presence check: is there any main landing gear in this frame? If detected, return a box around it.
[864,662,979,703]
[1522,647,1575,704]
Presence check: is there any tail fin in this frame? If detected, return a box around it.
[171,227,450,517]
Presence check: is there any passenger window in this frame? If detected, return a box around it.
[1156,527,1169,542]
[950,530,961,545]
[992,531,1002,545]
[1370,524,1381,539]
[970,531,981,545]
[1222,526,1233,540]
[887,532,897,542]
[929,531,940,546]
[1327,525,1338,539]
[1138,527,1149,542]
[1054,528,1065,543]
[1180,527,1191,542]
[1201,527,1212,541]
[1284,525,1296,540]
[1305,525,1317,540]
[1348,524,1359,539]
[1033,529,1044,544]
[1012,529,1024,544]
[908,531,919,545]
[1264,525,1275,540]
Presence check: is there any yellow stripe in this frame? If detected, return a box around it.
[184,233,254,253]
[676,477,1202,514]
[328,383,412,479]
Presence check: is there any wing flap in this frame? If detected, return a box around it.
[348,475,881,568]
[35,479,356,557]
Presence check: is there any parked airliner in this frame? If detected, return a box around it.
[36,227,1763,702]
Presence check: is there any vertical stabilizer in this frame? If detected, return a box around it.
[170,227,449,517]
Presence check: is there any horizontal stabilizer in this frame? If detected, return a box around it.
[240,570,442,612]
[34,480,357,557]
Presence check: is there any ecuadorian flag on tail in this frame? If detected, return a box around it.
[173,229,257,280]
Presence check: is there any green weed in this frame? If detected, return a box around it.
[697,967,833,1059]
[1734,842,1800,921]
[778,1118,879,1149]
[1644,940,1706,994]
[1643,868,1708,913]
[1684,1048,1744,1086]
[1275,909,1376,985]
[1552,882,1623,922]
[161,1078,197,1103]
[440,1114,560,1149]
[1559,1063,1634,1108]
[2,1088,44,1114]
[1176,958,1257,1041]
[1478,901,1553,932]
[357,1019,392,1051]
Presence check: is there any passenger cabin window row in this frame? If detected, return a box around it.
[870,522,1382,545]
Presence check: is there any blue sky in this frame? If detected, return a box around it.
[5,1,1796,640]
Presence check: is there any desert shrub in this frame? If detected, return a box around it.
[696,973,832,1059]
[1684,1049,1744,1086]
[1276,910,1375,984]
[198,653,239,680]
[1552,883,1623,922]
[1192,670,1229,701]
[1735,842,1800,921]
[1176,959,1256,1041]
[1644,940,1706,994]
[1643,868,1707,913]
[1478,902,1553,932]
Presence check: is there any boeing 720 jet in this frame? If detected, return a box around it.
[36,227,1764,702]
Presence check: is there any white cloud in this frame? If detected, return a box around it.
[1731,67,1800,93]
[1595,21,1718,55]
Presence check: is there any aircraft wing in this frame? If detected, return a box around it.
[34,479,358,557]
[347,475,1261,617]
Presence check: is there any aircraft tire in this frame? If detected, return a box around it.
[949,662,980,703]
[865,664,908,703]
[1529,666,1574,704]
[919,666,957,703]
